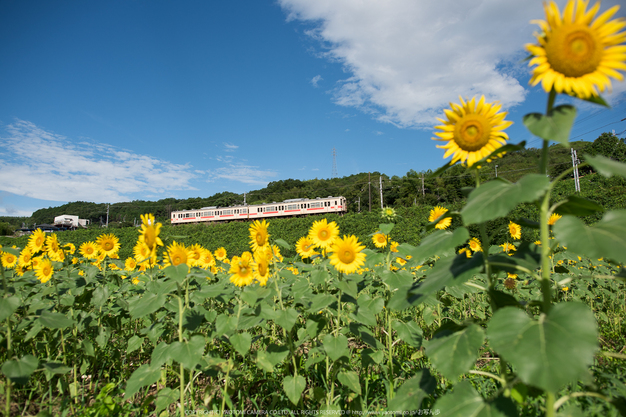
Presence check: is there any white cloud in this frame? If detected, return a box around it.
[280,0,626,127]
[373,131,384,135]
[207,164,278,186]
[311,74,323,87]
[0,120,197,203]
[223,142,239,152]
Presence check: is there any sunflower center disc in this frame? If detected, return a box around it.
[546,24,602,77]
[341,250,354,263]
[320,230,328,239]
[256,234,264,245]
[454,114,491,152]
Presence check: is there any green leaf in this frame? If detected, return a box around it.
[553,195,604,216]
[214,313,238,337]
[162,264,189,284]
[155,387,178,415]
[388,369,436,412]
[585,154,626,179]
[282,375,306,405]
[381,269,415,292]
[361,348,384,368]
[523,105,577,145]
[275,308,299,332]
[39,311,74,329]
[379,223,395,235]
[322,334,350,362]
[0,296,20,321]
[435,381,518,417]
[337,370,361,395]
[168,335,206,370]
[306,293,336,313]
[151,342,172,367]
[229,332,252,357]
[91,287,109,308]
[575,93,609,107]
[274,238,291,251]
[392,320,423,348]
[126,335,144,354]
[124,363,162,399]
[42,362,71,381]
[424,324,485,380]
[256,344,289,373]
[129,292,166,319]
[462,175,550,224]
[553,210,626,264]
[487,302,598,392]
[2,355,38,385]
[399,228,469,264]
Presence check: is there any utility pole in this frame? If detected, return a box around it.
[495,164,499,178]
[358,196,361,213]
[571,148,581,192]
[421,173,425,196]
[379,176,383,209]
[106,204,109,228]
[368,172,372,212]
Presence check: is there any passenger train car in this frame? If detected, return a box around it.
[170,196,347,225]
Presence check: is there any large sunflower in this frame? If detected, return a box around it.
[214,247,227,261]
[249,220,270,252]
[229,252,255,287]
[433,96,513,167]
[80,241,99,259]
[35,258,54,283]
[165,241,191,267]
[28,229,46,253]
[372,233,388,248]
[296,236,318,259]
[96,233,120,257]
[429,206,452,230]
[253,250,271,286]
[1,251,18,268]
[526,0,626,98]
[138,213,163,254]
[329,235,366,274]
[18,247,33,269]
[308,219,340,250]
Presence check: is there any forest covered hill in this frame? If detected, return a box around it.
[1,132,624,233]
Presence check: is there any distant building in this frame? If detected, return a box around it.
[53,215,90,229]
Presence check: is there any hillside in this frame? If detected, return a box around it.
[1,132,624,232]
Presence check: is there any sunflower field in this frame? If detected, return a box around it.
[3,0,626,416]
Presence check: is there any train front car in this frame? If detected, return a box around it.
[170,205,250,225]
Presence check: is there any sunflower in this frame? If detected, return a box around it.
[138,213,163,255]
[526,0,626,99]
[1,251,18,268]
[458,247,472,258]
[253,250,271,286]
[199,249,216,270]
[509,221,522,240]
[188,244,205,267]
[125,257,137,271]
[270,245,283,263]
[214,247,227,261]
[433,95,513,167]
[80,241,99,259]
[96,234,120,257]
[63,243,76,255]
[296,236,318,259]
[429,206,452,230]
[18,247,33,269]
[229,252,255,287]
[35,258,54,283]
[133,241,152,264]
[390,241,399,253]
[309,219,340,250]
[548,213,562,226]
[45,234,63,261]
[372,233,388,248]
[500,242,517,255]
[468,237,482,253]
[328,235,366,274]
[165,241,191,267]
[28,229,46,253]
[249,220,270,252]
[381,207,397,221]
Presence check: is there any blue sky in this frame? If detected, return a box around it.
[1,0,625,217]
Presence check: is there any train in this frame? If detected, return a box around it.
[170,196,347,225]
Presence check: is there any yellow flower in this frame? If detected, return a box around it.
[165,241,191,267]
[18,247,33,269]
[296,236,318,259]
[35,258,54,283]
[395,256,408,266]
[214,247,227,261]
[199,249,216,270]
[372,233,388,248]
[534,240,542,246]
[229,252,255,287]
[509,221,522,240]
[308,219,340,250]
[548,213,562,226]
[458,247,472,258]
[253,250,271,286]
[133,241,153,265]
[249,220,271,252]
[526,0,626,99]
[562,286,569,292]
[1,251,18,268]
[27,229,46,253]
[390,241,399,253]
[381,207,396,221]
[328,235,366,274]
[96,233,120,257]
[469,237,482,253]
[138,213,163,256]
[63,243,76,255]
[80,241,99,259]
[125,258,137,271]
[507,272,518,279]
[45,234,63,261]
[500,242,517,255]
[433,95,513,167]
[188,244,205,267]
[429,206,451,230]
